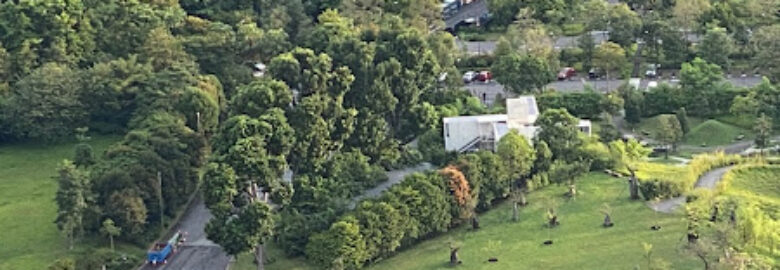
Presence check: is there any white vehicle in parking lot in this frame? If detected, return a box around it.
[463,71,477,83]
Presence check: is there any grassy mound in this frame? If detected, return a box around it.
[257,174,701,270]
[684,119,752,146]
[0,136,143,269]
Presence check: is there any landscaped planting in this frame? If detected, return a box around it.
[635,152,743,200]
[259,173,701,270]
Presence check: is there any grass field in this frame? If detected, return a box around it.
[0,136,144,270]
[257,173,701,270]
[726,165,780,199]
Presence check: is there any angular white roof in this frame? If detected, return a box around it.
[443,114,507,123]
[506,95,539,125]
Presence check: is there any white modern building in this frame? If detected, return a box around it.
[443,95,591,152]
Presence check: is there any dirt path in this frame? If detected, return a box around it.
[649,166,733,213]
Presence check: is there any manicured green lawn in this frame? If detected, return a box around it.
[259,173,701,270]
[0,136,143,270]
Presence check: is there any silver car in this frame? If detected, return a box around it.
[462,71,477,83]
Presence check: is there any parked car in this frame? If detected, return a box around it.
[645,64,658,78]
[462,71,477,83]
[588,68,603,79]
[475,71,492,82]
[557,67,576,80]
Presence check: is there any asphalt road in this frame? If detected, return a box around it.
[445,0,488,29]
[139,196,230,270]
[464,76,765,106]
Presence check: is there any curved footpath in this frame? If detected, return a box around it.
[649,166,733,213]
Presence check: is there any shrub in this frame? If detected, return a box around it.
[75,248,139,270]
[396,146,424,168]
[561,23,585,36]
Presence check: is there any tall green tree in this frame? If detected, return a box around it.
[305,217,369,269]
[140,27,197,73]
[492,53,554,94]
[731,78,779,121]
[673,0,711,33]
[105,189,147,239]
[534,109,584,162]
[229,79,293,118]
[497,131,536,181]
[608,4,642,47]
[548,160,590,197]
[100,218,121,251]
[3,63,86,141]
[352,201,405,261]
[679,58,725,116]
[655,115,683,158]
[594,42,627,83]
[578,33,596,72]
[206,202,274,262]
[697,27,734,70]
[675,107,691,134]
[609,139,651,199]
[269,48,357,173]
[753,114,772,154]
[750,25,780,82]
[79,56,153,131]
[55,160,89,250]
[88,0,184,58]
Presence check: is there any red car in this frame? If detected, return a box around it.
[557,67,576,80]
[475,71,492,82]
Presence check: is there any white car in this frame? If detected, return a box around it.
[645,64,658,78]
[462,71,477,83]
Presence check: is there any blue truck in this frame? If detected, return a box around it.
[147,231,186,265]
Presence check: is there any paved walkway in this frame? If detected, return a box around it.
[350,163,433,208]
[649,166,733,213]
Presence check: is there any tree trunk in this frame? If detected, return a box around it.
[512,202,519,222]
[109,235,114,251]
[471,216,480,230]
[629,170,639,200]
[255,245,265,270]
[697,253,710,270]
[569,183,577,198]
[450,248,460,265]
[603,214,613,227]
[664,147,669,159]
[519,191,527,206]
